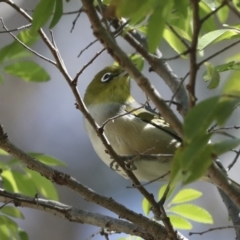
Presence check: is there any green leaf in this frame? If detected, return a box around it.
[0,161,8,170]
[169,148,183,191]
[0,215,18,231]
[27,170,59,200]
[203,62,220,89]
[202,0,217,10]
[215,61,240,72]
[142,198,151,216]
[198,29,240,51]
[158,184,169,201]
[0,225,10,240]
[215,97,240,125]
[49,0,63,28]
[147,1,173,52]
[173,0,189,18]
[182,145,213,185]
[199,1,216,33]
[0,149,9,156]
[225,52,240,62]
[32,0,55,31]
[114,0,157,24]
[29,153,66,166]
[0,206,24,219]
[216,5,229,23]
[163,28,188,57]
[233,0,240,11]
[184,96,220,140]
[4,61,50,82]
[130,54,144,71]
[169,204,213,223]
[18,228,29,240]
[2,170,37,196]
[212,139,240,155]
[171,135,213,186]
[0,30,38,63]
[168,214,192,229]
[223,70,240,95]
[171,189,202,204]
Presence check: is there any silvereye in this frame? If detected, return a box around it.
[83,65,240,189]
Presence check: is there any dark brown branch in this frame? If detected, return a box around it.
[187,0,201,107]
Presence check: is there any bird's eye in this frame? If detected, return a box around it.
[101,72,112,82]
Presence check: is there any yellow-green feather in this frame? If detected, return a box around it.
[84,65,134,106]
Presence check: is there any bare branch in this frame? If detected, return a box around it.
[0,23,31,33]
[189,225,240,236]
[0,189,152,239]
[0,18,56,65]
[228,148,240,171]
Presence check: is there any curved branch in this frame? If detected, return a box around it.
[0,189,152,239]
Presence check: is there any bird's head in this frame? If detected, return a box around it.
[84,65,133,106]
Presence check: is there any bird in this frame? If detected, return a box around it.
[83,64,182,181]
[83,64,240,189]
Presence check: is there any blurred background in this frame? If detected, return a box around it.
[0,0,240,239]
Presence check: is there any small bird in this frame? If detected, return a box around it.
[83,64,181,181]
[83,65,240,189]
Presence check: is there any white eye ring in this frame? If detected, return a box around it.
[101,72,113,82]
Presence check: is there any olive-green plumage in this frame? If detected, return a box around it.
[84,65,180,181]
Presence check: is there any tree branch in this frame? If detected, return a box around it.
[0,124,187,240]
[0,189,152,239]
[187,0,201,107]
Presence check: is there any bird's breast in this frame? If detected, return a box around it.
[84,103,180,181]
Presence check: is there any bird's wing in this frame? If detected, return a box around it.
[124,101,182,142]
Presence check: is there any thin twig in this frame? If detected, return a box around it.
[78,39,98,57]
[197,40,240,67]
[0,23,31,33]
[0,18,56,65]
[224,0,240,19]
[163,49,190,61]
[64,7,84,15]
[127,171,170,188]
[189,225,240,236]
[100,102,148,131]
[200,0,227,23]
[73,47,106,84]
[227,148,240,171]
[70,7,84,32]
[166,23,190,49]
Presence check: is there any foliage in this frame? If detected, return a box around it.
[142,185,213,230]
[0,0,240,239]
[0,150,65,239]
